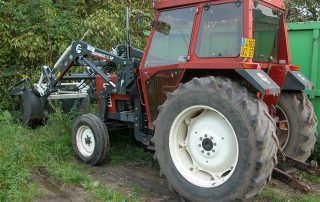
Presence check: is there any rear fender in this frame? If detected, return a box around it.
[282,71,314,90]
[236,69,280,95]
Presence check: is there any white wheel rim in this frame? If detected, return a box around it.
[76,125,95,157]
[169,105,239,188]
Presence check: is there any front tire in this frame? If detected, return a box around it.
[154,77,278,202]
[72,114,109,166]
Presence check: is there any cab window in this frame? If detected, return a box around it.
[253,4,280,62]
[145,7,196,68]
[196,3,243,58]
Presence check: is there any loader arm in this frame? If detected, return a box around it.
[48,41,130,94]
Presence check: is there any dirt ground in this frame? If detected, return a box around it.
[33,163,320,202]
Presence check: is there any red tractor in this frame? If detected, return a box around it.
[10,0,318,201]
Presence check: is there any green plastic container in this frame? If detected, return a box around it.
[288,22,320,135]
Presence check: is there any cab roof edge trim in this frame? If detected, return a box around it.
[155,0,285,10]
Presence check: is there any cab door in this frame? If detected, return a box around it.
[139,6,197,128]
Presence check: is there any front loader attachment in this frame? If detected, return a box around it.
[9,79,46,126]
[7,39,142,127]
[21,89,46,125]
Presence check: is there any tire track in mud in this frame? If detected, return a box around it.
[33,163,320,202]
[92,164,181,202]
[33,174,94,202]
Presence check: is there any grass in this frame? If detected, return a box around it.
[298,171,320,184]
[0,109,150,202]
[125,181,144,199]
[253,187,320,202]
[109,141,153,166]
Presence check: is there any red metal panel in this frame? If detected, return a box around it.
[156,0,209,10]
[263,65,290,106]
[108,94,131,113]
[278,15,291,64]
[260,0,285,10]
[178,61,242,69]
[95,75,131,113]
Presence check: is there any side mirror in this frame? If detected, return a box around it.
[287,8,298,19]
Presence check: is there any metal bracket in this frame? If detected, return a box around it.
[273,155,319,193]
[272,168,310,193]
[280,155,320,176]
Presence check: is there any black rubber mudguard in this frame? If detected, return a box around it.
[236,69,281,95]
[282,71,314,90]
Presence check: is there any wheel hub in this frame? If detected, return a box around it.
[169,105,239,188]
[85,135,92,146]
[202,137,214,151]
[76,125,95,157]
[197,134,218,159]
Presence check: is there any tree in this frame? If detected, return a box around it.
[286,0,320,22]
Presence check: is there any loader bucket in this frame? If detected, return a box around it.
[21,89,45,126]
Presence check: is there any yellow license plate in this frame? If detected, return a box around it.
[240,37,255,58]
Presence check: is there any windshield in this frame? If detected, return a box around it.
[196,3,243,58]
[145,7,196,68]
[253,4,280,62]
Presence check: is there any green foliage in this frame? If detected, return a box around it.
[311,140,320,164]
[252,187,320,202]
[0,0,153,110]
[286,0,320,22]
[109,144,153,166]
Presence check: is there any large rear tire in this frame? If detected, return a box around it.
[276,92,318,161]
[72,114,109,166]
[154,76,278,202]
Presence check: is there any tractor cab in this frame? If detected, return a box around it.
[142,0,288,68]
[139,0,312,124]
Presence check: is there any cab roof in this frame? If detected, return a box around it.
[155,0,285,10]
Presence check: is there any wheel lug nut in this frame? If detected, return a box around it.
[198,144,201,147]
[207,152,210,155]
[210,136,213,140]
[212,149,215,152]
[202,150,204,153]
[205,134,208,137]
[190,167,193,171]
[200,137,203,141]
[213,143,216,146]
